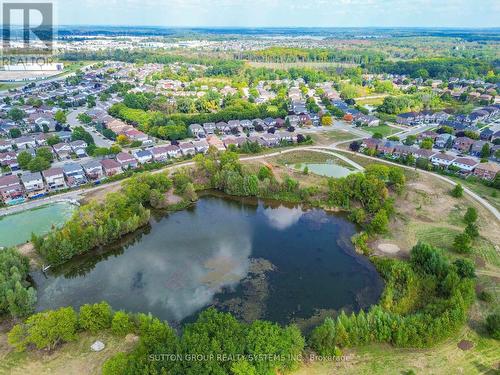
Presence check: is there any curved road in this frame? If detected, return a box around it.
[1,146,498,222]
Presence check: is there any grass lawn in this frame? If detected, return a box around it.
[310,129,359,145]
[361,124,401,137]
[293,328,500,375]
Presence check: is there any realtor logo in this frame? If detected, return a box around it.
[2,2,53,55]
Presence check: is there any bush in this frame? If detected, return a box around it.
[111,311,133,336]
[478,290,493,303]
[8,307,78,351]
[79,302,113,333]
[486,314,500,340]
[102,352,130,375]
[450,184,464,198]
[453,233,472,254]
[368,209,389,234]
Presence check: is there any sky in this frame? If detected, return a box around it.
[5,0,500,28]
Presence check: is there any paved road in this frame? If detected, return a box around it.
[67,107,113,148]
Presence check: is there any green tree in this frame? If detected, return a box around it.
[368,209,389,234]
[79,302,113,333]
[450,184,463,198]
[54,110,67,124]
[28,156,50,172]
[47,135,61,146]
[463,207,478,225]
[35,147,54,163]
[17,151,33,170]
[480,143,491,159]
[453,232,472,254]
[420,138,434,150]
[9,128,22,138]
[111,311,133,336]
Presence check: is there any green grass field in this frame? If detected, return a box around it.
[362,124,401,137]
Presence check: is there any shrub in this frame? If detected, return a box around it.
[111,311,134,336]
[79,302,113,333]
[486,314,500,340]
[478,290,493,303]
[8,307,78,351]
[450,184,464,198]
[453,233,472,254]
[368,209,389,234]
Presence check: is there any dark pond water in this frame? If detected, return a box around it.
[33,195,384,326]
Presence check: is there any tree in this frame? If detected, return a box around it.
[372,132,384,139]
[77,113,93,124]
[486,313,500,340]
[404,135,417,145]
[368,209,389,234]
[321,115,333,126]
[453,259,476,279]
[54,110,67,124]
[420,138,434,150]
[17,151,33,170]
[450,184,463,198]
[258,166,273,181]
[463,207,478,225]
[453,232,472,254]
[8,108,26,122]
[8,307,78,351]
[47,135,61,146]
[480,143,491,159]
[111,311,133,336]
[36,147,54,163]
[9,128,22,138]
[28,156,50,172]
[72,126,95,145]
[79,302,113,333]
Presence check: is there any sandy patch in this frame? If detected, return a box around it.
[377,243,401,254]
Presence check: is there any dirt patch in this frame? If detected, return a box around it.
[457,340,474,351]
[377,243,401,254]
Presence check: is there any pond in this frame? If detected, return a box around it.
[294,162,356,178]
[0,202,76,248]
[33,195,383,326]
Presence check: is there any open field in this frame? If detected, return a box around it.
[360,124,401,137]
[310,129,360,145]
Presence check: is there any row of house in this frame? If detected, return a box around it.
[361,138,500,180]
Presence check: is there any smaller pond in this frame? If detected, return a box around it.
[294,162,356,178]
[0,202,76,248]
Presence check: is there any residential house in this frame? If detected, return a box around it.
[188,124,205,138]
[165,145,181,158]
[203,122,216,135]
[70,140,88,158]
[63,163,87,187]
[179,142,196,156]
[435,133,455,149]
[378,141,397,155]
[451,157,478,173]
[116,152,138,169]
[133,150,153,164]
[361,138,382,151]
[21,172,45,196]
[261,133,280,147]
[0,174,24,203]
[42,167,66,190]
[125,128,149,143]
[240,119,254,131]
[453,137,475,153]
[480,128,494,141]
[100,159,123,177]
[431,153,456,167]
[473,162,500,180]
[150,146,169,161]
[471,140,490,157]
[192,139,209,154]
[206,135,226,151]
[412,148,436,160]
[0,139,12,152]
[14,136,36,149]
[53,142,72,159]
[82,160,104,181]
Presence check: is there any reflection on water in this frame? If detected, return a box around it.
[33,196,383,325]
